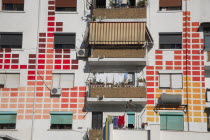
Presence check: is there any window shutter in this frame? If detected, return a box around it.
[127,112,135,125]
[171,74,182,89]
[160,115,167,130]
[0,33,22,46]
[159,0,182,7]
[159,74,170,88]
[5,74,20,88]
[159,33,182,45]
[54,33,76,45]
[207,91,210,102]
[205,35,210,51]
[0,111,17,124]
[55,0,77,7]
[0,74,5,85]
[50,112,73,124]
[60,74,74,88]
[52,74,60,88]
[166,115,184,131]
[2,0,24,4]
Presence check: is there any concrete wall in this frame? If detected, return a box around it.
[112,129,148,140]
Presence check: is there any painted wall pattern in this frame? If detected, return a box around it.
[146,11,206,124]
[0,0,86,121]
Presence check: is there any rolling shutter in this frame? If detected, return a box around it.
[159,33,182,45]
[159,74,170,88]
[2,0,24,4]
[54,33,76,45]
[171,74,182,89]
[50,112,73,124]
[127,112,135,124]
[55,0,77,7]
[0,111,17,124]
[159,0,182,7]
[92,112,103,129]
[5,74,20,88]
[160,112,184,131]
[0,33,22,47]
[60,74,74,88]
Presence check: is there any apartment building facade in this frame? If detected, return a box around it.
[0,0,210,140]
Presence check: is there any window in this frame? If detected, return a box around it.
[0,73,20,88]
[0,111,17,129]
[92,112,103,129]
[159,0,182,11]
[55,0,76,11]
[2,0,24,11]
[94,0,106,8]
[50,112,73,129]
[159,33,182,49]
[160,112,184,131]
[54,33,76,49]
[204,27,210,51]
[159,73,182,89]
[127,112,135,129]
[52,73,74,88]
[0,33,23,49]
[207,112,210,131]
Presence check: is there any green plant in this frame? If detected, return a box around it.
[137,0,147,8]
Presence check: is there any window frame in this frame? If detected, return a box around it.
[159,73,183,89]
[0,111,17,129]
[2,0,24,11]
[159,32,182,50]
[52,73,75,88]
[54,33,76,49]
[50,111,73,130]
[0,73,20,88]
[0,32,23,49]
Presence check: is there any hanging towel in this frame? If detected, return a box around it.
[118,116,125,128]
[113,116,118,129]
[118,73,124,83]
[107,115,112,123]
[107,73,114,83]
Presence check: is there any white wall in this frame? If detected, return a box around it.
[113,129,148,140]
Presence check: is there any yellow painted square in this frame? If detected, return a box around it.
[193,82,200,87]
[193,88,200,93]
[194,118,202,122]
[147,117,154,122]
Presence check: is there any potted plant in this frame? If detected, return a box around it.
[137,78,146,87]
[137,0,147,8]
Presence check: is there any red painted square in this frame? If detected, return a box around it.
[38,60,45,64]
[79,87,86,91]
[61,104,68,108]
[28,76,35,80]
[155,55,162,59]
[39,55,45,58]
[48,17,55,21]
[70,104,77,108]
[147,94,154,98]
[55,60,62,64]
[4,65,10,69]
[63,65,70,69]
[174,56,181,60]
[174,61,182,65]
[192,61,200,65]
[192,71,200,75]
[62,92,70,97]
[155,50,162,54]
[155,61,163,65]
[61,99,69,102]
[155,66,163,70]
[192,22,199,26]
[4,59,10,63]
[147,88,154,92]
[48,33,54,37]
[28,71,35,74]
[20,65,27,69]
[38,65,45,69]
[146,71,154,75]
[11,65,18,69]
[54,65,61,69]
[166,66,173,70]
[70,99,77,103]
[71,65,78,69]
[79,92,86,97]
[0,59,2,63]
[147,82,154,87]
[48,27,55,32]
[146,66,154,70]
[192,77,200,81]
[174,67,181,70]
[11,92,18,97]
[70,92,77,97]
[71,87,78,91]
[63,60,70,64]
[146,100,154,104]
[72,60,78,64]
[48,22,55,26]
[174,51,182,54]
[5,54,11,58]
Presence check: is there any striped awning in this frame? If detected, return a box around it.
[89,22,146,45]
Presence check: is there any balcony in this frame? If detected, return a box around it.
[88,129,103,140]
[87,86,147,105]
[92,7,146,19]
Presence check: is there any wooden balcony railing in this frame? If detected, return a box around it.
[89,86,146,98]
[92,7,146,19]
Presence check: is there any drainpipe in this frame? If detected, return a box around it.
[185,0,190,132]
[31,0,41,139]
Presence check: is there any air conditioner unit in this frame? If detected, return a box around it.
[51,88,62,96]
[77,49,88,57]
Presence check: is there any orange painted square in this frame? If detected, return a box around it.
[17,115,24,120]
[25,115,32,119]
[1,104,8,108]
[47,38,54,42]
[10,98,17,102]
[52,104,60,108]
[79,87,86,91]
[18,104,24,108]
[9,104,17,108]
[44,104,51,108]
[43,115,50,119]
[1,98,9,102]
